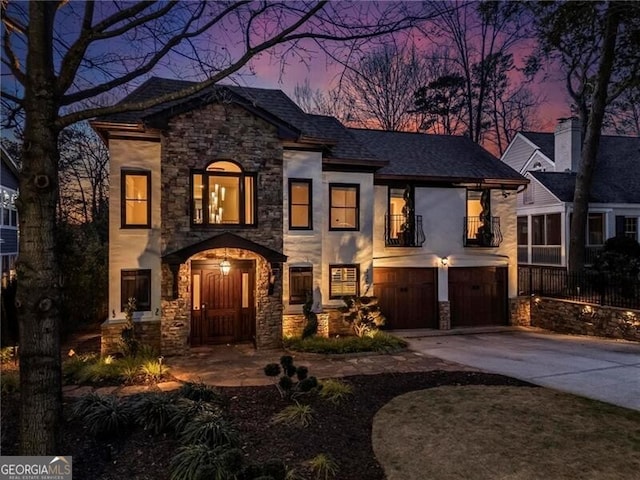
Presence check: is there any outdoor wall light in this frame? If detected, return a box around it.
[582,305,593,316]
[441,257,449,266]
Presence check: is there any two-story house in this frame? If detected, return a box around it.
[1,145,19,287]
[501,117,640,267]
[92,77,527,355]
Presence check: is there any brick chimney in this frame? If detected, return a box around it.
[554,117,582,172]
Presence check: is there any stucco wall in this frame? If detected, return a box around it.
[372,186,518,300]
[107,138,162,323]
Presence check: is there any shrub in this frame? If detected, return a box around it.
[75,355,123,384]
[140,359,169,382]
[170,443,231,480]
[0,370,19,394]
[120,297,139,357]
[117,356,142,383]
[338,295,385,337]
[136,343,160,361]
[264,356,319,400]
[179,411,239,448]
[302,292,318,339]
[0,347,15,364]
[272,402,314,428]
[170,398,221,434]
[307,454,339,480]
[62,353,98,382]
[178,381,224,404]
[130,393,178,434]
[284,331,406,354]
[319,379,353,404]
[72,393,131,438]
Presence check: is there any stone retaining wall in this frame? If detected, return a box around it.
[101,319,162,355]
[530,297,640,342]
[509,297,531,327]
[283,310,353,338]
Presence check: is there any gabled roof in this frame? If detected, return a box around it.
[349,129,526,184]
[523,133,640,204]
[520,132,555,161]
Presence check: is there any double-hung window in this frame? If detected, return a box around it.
[191,161,256,226]
[289,179,312,230]
[329,265,359,299]
[121,170,151,228]
[121,269,151,311]
[329,184,359,231]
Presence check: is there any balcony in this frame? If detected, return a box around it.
[464,216,503,247]
[385,214,426,247]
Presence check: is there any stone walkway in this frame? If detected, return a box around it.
[62,343,476,398]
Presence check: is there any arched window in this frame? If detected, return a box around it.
[191,161,256,226]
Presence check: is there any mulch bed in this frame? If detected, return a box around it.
[1,371,532,479]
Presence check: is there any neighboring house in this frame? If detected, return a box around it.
[502,117,640,267]
[92,77,527,355]
[0,145,19,287]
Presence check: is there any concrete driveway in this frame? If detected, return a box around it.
[405,330,640,411]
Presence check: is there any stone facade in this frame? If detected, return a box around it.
[101,319,161,355]
[531,297,640,342]
[438,301,451,330]
[283,310,353,338]
[509,297,531,326]
[159,102,284,354]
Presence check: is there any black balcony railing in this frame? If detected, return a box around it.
[464,216,503,247]
[385,214,426,247]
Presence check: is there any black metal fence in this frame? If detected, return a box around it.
[518,265,640,310]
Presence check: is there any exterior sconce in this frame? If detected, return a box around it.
[441,257,449,267]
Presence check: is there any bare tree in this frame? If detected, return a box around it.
[532,1,640,273]
[0,0,435,454]
[293,78,351,122]
[424,1,532,144]
[335,39,427,131]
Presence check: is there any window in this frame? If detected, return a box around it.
[388,186,411,240]
[624,217,638,240]
[329,184,359,230]
[289,266,312,304]
[329,265,359,299]
[517,216,528,246]
[289,179,312,230]
[587,213,605,245]
[121,269,151,311]
[1,188,18,228]
[191,161,256,226]
[121,170,151,228]
[532,213,561,245]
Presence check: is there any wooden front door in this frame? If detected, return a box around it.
[449,267,507,327]
[191,260,255,345]
[373,268,438,329]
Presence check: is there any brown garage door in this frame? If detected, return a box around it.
[449,267,507,327]
[374,268,438,329]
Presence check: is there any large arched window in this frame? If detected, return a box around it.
[191,161,256,226]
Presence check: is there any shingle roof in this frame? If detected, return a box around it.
[525,134,640,203]
[521,132,555,161]
[348,129,526,182]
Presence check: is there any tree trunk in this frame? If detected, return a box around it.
[568,4,620,274]
[17,1,63,455]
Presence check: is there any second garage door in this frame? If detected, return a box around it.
[373,268,438,329]
[449,267,507,327]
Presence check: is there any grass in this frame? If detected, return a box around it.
[372,385,640,480]
[319,379,353,404]
[307,453,339,480]
[272,402,314,428]
[284,331,406,354]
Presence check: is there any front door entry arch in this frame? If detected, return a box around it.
[190,260,256,345]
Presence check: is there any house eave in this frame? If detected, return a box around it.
[374,174,527,188]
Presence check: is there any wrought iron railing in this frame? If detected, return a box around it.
[463,216,502,247]
[385,214,426,247]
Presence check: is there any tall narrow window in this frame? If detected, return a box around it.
[329,265,359,299]
[122,171,151,228]
[289,179,312,230]
[587,213,605,245]
[121,269,151,311]
[517,216,528,246]
[329,184,359,231]
[191,161,256,226]
[289,266,312,304]
[624,217,638,240]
